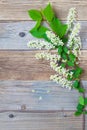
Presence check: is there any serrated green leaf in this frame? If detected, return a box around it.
[77,103,84,112]
[84,98,87,105]
[63,46,68,54]
[74,67,83,78]
[50,17,67,38]
[72,81,85,93]
[75,111,82,116]
[61,63,66,68]
[60,24,68,38]
[73,80,79,89]
[74,111,82,116]
[69,53,76,62]
[78,87,85,93]
[28,10,42,21]
[79,96,84,105]
[43,33,52,42]
[58,45,63,54]
[67,61,74,67]
[62,36,68,43]
[35,21,41,28]
[62,52,68,60]
[43,3,54,22]
[30,24,48,38]
[67,75,73,81]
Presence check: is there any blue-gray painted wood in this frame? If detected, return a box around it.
[0,80,86,111]
[0,21,87,50]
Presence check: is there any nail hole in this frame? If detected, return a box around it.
[9,114,14,118]
[19,32,26,37]
[63,114,67,117]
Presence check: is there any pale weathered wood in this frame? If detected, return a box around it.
[0,111,83,130]
[0,21,87,50]
[85,115,87,130]
[0,0,87,20]
[0,50,86,80]
[0,80,80,111]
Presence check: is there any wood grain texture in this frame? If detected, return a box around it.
[0,21,87,50]
[0,111,83,130]
[0,80,81,111]
[85,115,87,130]
[0,50,86,80]
[0,0,87,20]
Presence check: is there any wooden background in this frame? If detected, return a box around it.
[0,0,87,130]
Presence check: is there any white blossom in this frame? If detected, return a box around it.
[46,31,64,46]
[27,40,54,50]
[67,23,81,47]
[67,23,81,57]
[50,74,72,89]
[67,8,77,31]
[50,61,70,78]
[35,51,61,62]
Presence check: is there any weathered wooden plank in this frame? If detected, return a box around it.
[0,0,87,20]
[0,21,87,50]
[0,50,86,80]
[0,80,80,111]
[85,115,87,130]
[0,111,83,130]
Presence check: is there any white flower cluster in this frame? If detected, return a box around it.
[35,52,74,85]
[35,51,61,62]
[27,8,82,90]
[67,8,81,57]
[72,37,81,57]
[50,61,73,78]
[67,8,76,31]
[50,61,68,77]
[67,23,81,57]
[27,40,54,50]
[50,75,72,90]
[46,31,64,46]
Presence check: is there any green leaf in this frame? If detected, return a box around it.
[63,46,68,54]
[73,80,79,89]
[79,96,84,105]
[74,67,83,78]
[83,111,87,114]
[77,103,84,112]
[78,87,85,93]
[43,3,54,22]
[74,111,82,116]
[72,80,85,93]
[50,17,67,38]
[30,24,48,38]
[28,10,42,21]
[84,98,87,105]
[67,61,74,67]
[69,53,76,62]
[43,33,52,42]
[62,52,68,60]
[35,21,41,28]
[58,45,63,54]
[61,63,66,68]
[62,37,68,43]
[67,75,73,81]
